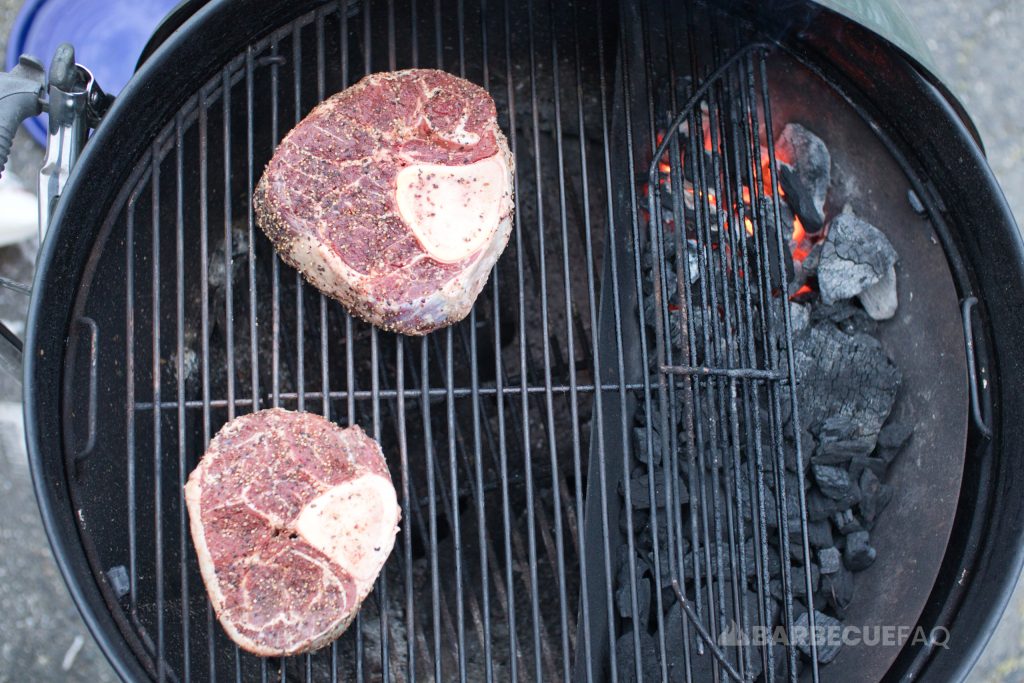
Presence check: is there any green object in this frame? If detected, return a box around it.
[813,0,935,72]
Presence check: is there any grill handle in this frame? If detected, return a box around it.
[0,55,45,177]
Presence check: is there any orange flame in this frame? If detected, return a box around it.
[744,217,754,236]
[791,215,806,244]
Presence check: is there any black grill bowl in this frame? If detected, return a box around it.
[22,0,1024,681]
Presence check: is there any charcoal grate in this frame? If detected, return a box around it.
[58,0,828,681]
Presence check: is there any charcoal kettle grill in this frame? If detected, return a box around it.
[1,0,1023,681]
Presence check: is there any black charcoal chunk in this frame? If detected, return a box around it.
[616,630,661,682]
[620,468,685,509]
[821,565,855,617]
[632,426,662,465]
[844,530,876,571]
[859,470,894,529]
[817,212,898,309]
[793,610,844,664]
[818,547,841,575]
[785,429,815,473]
[812,464,852,501]
[776,123,830,232]
[106,565,130,599]
[807,489,840,522]
[662,586,756,682]
[832,509,862,536]
[848,456,888,484]
[616,576,652,625]
[878,420,914,451]
[807,519,835,549]
[813,437,875,465]
[810,300,878,336]
[792,323,901,441]
[616,547,649,590]
[770,564,820,599]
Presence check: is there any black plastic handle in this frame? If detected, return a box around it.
[0,55,46,177]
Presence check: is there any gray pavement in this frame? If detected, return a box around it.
[0,1,1020,681]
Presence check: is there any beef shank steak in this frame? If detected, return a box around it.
[184,408,400,656]
[254,68,514,335]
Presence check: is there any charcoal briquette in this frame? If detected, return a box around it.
[877,419,913,450]
[807,519,835,549]
[832,508,862,535]
[812,464,853,501]
[633,426,663,465]
[616,576,652,626]
[848,455,888,483]
[843,530,876,571]
[806,489,840,522]
[859,471,894,529]
[817,547,841,575]
[793,610,844,664]
[820,565,855,617]
[616,630,661,682]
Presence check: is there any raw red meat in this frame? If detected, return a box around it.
[184,408,400,656]
[255,69,515,335]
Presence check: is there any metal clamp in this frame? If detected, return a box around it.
[0,43,112,384]
[961,296,992,439]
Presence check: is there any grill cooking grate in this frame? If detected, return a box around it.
[62,0,821,680]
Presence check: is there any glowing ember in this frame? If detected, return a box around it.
[791,284,814,299]
[792,215,806,243]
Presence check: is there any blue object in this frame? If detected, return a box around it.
[5,0,180,146]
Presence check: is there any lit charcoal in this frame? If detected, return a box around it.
[810,300,878,336]
[816,212,899,319]
[775,123,831,232]
[817,547,841,575]
[789,301,811,334]
[843,530,876,571]
[793,610,843,664]
[792,322,901,440]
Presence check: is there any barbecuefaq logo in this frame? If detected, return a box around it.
[717,619,949,649]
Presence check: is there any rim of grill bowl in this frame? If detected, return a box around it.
[21,0,1024,681]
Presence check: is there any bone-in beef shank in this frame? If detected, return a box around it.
[255,69,515,335]
[184,408,400,656]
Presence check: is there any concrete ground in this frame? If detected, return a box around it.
[0,1,1020,681]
